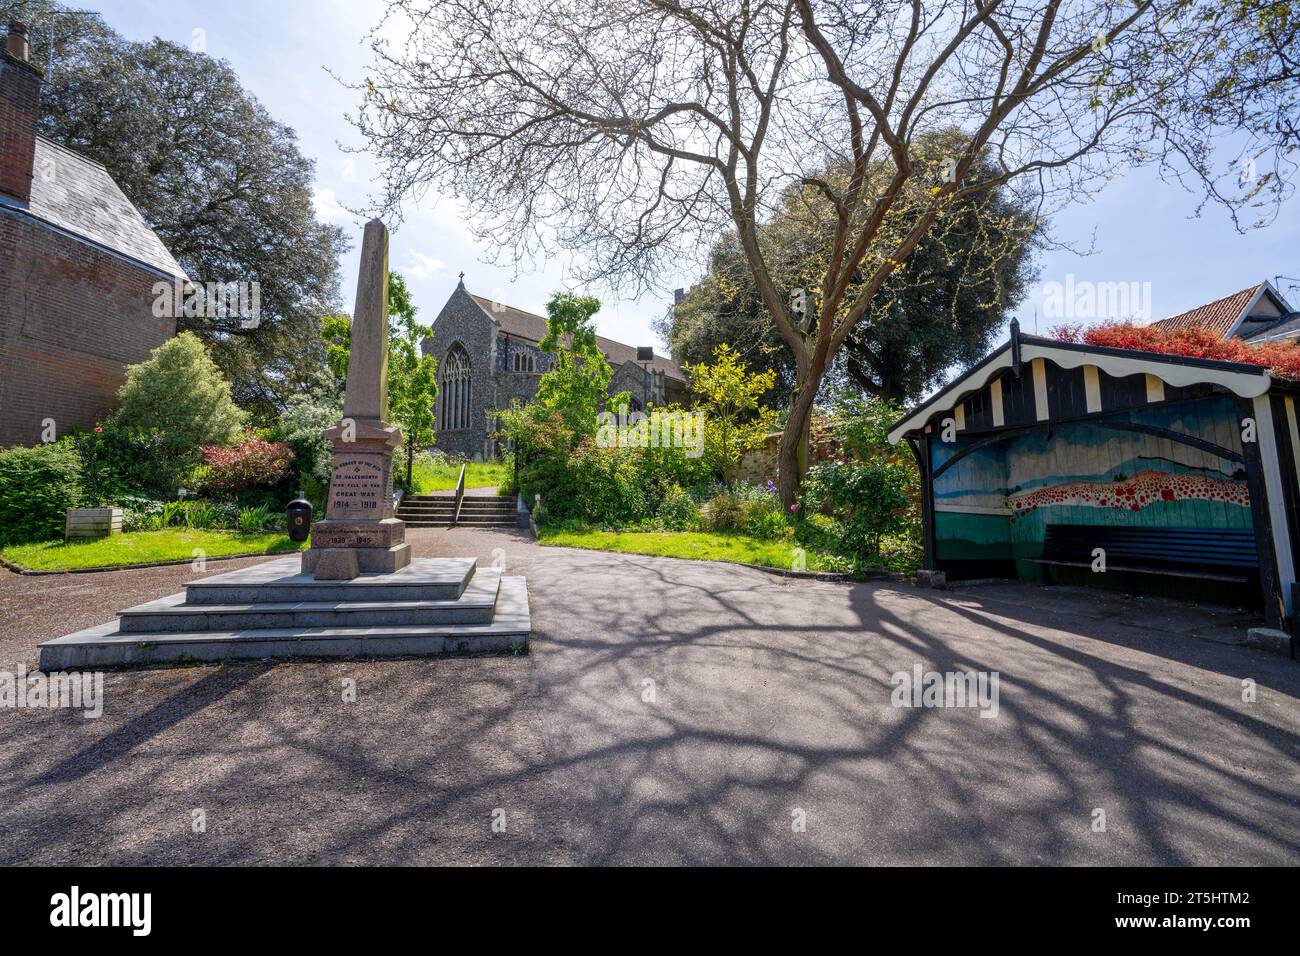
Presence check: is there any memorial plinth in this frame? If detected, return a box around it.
[302,420,411,577]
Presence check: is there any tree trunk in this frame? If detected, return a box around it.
[778,379,820,509]
[406,444,414,492]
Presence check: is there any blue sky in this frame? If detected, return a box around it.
[88,0,1300,353]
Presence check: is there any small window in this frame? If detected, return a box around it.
[513,350,535,373]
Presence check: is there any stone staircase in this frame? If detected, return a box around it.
[398,493,521,528]
[38,555,530,668]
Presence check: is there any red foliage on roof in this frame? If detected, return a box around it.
[1049,321,1300,381]
[1149,284,1263,337]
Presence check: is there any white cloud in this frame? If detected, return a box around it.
[403,252,447,280]
[312,188,350,224]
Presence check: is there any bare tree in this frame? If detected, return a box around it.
[349,0,1293,505]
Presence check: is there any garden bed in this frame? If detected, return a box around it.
[0,529,306,573]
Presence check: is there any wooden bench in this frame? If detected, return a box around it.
[1028,524,1259,584]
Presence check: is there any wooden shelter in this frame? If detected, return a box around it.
[888,322,1300,632]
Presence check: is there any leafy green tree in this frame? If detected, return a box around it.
[688,344,780,486]
[386,275,438,489]
[321,314,353,390]
[6,1,348,418]
[267,391,343,506]
[536,292,629,437]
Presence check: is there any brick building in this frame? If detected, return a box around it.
[0,22,185,448]
[423,278,689,458]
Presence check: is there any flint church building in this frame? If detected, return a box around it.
[422,277,688,458]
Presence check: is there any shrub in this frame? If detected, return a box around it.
[696,482,790,538]
[113,332,246,494]
[74,422,181,503]
[654,484,700,531]
[199,435,296,497]
[120,496,164,532]
[0,441,83,544]
[800,457,914,555]
[738,483,789,539]
[269,393,341,492]
[238,503,275,532]
[1050,320,1300,380]
[522,437,649,526]
[699,489,746,532]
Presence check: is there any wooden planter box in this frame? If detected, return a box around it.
[65,507,123,541]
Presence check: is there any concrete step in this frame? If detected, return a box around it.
[39,577,531,668]
[185,555,476,604]
[400,502,512,509]
[119,572,501,632]
[401,520,518,528]
[399,502,514,510]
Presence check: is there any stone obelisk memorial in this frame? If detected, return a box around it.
[302,219,411,579]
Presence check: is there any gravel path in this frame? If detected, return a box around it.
[1,527,1297,865]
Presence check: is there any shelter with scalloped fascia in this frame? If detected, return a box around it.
[888,321,1300,638]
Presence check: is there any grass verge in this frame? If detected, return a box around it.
[1,529,306,572]
[410,459,510,493]
[537,527,852,573]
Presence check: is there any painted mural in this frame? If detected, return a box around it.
[1007,470,1250,516]
[931,395,1252,583]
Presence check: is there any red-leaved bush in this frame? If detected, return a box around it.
[199,435,296,496]
[1049,321,1300,381]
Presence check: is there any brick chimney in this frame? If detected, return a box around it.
[0,21,40,204]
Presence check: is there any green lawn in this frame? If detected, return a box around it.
[1,530,306,572]
[537,527,849,573]
[410,459,510,493]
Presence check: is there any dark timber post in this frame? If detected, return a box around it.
[907,433,938,571]
[1237,397,1285,628]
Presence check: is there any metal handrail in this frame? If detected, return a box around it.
[451,463,467,526]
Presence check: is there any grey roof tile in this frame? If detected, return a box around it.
[19,136,186,278]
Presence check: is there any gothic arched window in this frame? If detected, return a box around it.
[440,345,471,430]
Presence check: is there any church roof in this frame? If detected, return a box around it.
[468,292,686,381]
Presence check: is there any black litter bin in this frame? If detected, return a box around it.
[286,498,313,542]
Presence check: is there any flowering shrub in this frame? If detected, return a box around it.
[800,456,915,555]
[1050,322,1300,380]
[199,435,296,496]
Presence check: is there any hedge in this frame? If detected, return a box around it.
[0,441,83,545]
